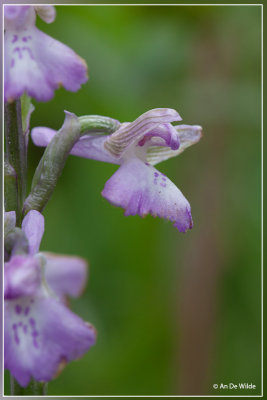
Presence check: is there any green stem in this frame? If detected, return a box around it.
[4,100,27,225]
[10,375,48,396]
[4,157,18,213]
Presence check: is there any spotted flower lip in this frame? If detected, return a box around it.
[4,210,96,387]
[31,109,202,232]
[4,5,88,102]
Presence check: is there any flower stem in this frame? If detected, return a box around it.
[4,99,27,225]
[10,375,48,396]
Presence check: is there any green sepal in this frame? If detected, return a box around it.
[23,112,81,215]
[5,227,29,259]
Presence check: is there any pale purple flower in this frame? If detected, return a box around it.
[4,210,96,387]
[4,5,88,102]
[32,109,202,232]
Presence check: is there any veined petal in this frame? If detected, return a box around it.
[147,124,202,165]
[22,210,44,255]
[34,6,56,23]
[102,158,193,232]
[4,255,41,299]
[104,108,182,158]
[40,252,88,298]
[5,296,96,387]
[4,26,87,102]
[31,127,119,165]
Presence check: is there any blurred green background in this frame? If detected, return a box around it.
[5,5,261,396]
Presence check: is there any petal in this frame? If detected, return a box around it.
[4,211,16,236]
[147,124,202,165]
[102,158,193,232]
[138,123,180,150]
[4,255,41,299]
[104,108,182,158]
[32,127,119,164]
[22,210,44,255]
[34,6,56,23]
[4,6,31,23]
[40,252,88,298]
[31,126,57,147]
[5,295,96,387]
[4,26,87,102]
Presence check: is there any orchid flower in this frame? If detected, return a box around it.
[4,210,96,387]
[32,109,202,232]
[4,5,88,102]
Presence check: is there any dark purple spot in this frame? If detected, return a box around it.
[10,58,15,68]
[18,322,23,327]
[15,335,20,345]
[24,306,30,316]
[22,36,31,42]
[160,183,167,188]
[29,318,35,326]
[32,330,39,337]
[145,162,149,166]
[12,323,17,330]
[33,339,39,348]
[12,35,18,43]
[162,177,167,181]
[23,325,28,334]
[154,172,159,177]
[15,304,22,314]
[138,138,146,147]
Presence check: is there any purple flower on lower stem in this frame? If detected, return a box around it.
[32,109,202,232]
[4,5,88,102]
[4,210,96,387]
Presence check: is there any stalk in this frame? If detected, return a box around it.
[10,376,47,396]
[4,100,27,225]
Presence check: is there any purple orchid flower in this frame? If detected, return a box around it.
[32,109,202,232]
[4,210,96,387]
[4,5,88,102]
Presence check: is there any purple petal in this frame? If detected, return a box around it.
[34,6,56,23]
[102,158,193,232]
[138,123,180,150]
[4,26,87,102]
[104,108,182,158]
[147,124,202,165]
[41,252,88,298]
[22,210,44,255]
[4,5,30,22]
[4,255,41,299]
[32,127,119,164]
[31,126,57,146]
[5,296,96,387]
